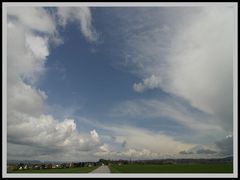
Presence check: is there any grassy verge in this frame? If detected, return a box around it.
[109,163,233,173]
[9,166,99,173]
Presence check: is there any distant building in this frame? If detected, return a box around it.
[32,164,41,170]
[56,164,60,168]
[69,162,75,168]
[41,164,47,169]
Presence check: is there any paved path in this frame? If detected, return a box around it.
[90,165,111,173]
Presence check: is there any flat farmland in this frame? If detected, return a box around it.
[109,163,233,173]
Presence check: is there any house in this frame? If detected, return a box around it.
[47,164,52,169]
[69,162,75,168]
[55,164,61,168]
[41,164,47,169]
[61,163,68,168]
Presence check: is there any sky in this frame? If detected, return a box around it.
[6,5,235,162]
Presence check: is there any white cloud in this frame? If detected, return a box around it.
[165,7,234,132]
[114,127,195,155]
[57,7,98,42]
[7,23,45,84]
[71,116,200,159]
[7,9,54,139]
[25,34,49,60]
[6,6,234,161]
[7,112,103,159]
[7,7,56,34]
[110,98,223,133]
[7,81,47,118]
[95,148,161,160]
[90,129,100,143]
[94,126,196,160]
[123,7,234,132]
[99,144,110,153]
[133,74,162,92]
[7,7,102,161]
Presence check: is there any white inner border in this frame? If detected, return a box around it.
[2,2,238,178]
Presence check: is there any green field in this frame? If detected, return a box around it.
[109,163,233,173]
[9,166,98,173]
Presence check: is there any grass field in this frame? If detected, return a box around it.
[9,166,99,173]
[109,163,233,173]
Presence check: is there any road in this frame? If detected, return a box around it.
[90,165,111,173]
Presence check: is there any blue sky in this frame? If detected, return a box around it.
[39,8,196,140]
[7,5,235,161]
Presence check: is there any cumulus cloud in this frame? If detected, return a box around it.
[116,128,194,155]
[76,117,200,159]
[93,125,196,160]
[7,7,54,120]
[7,82,47,118]
[7,7,102,161]
[99,144,110,153]
[57,7,98,42]
[7,24,48,85]
[25,34,49,60]
[7,7,56,34]
[133,74,162,92]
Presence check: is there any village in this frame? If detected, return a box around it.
[7,161,99,172]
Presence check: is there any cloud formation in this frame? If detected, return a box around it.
[110,98,223,134]
[7,7,56,34]
[7,7,102,161]
[93,125,196,160]
[6,6,235,161]
[57,7,98,42]
[120,7,234,132]
[133,74,162,92]
[215,135,233,156]
[179,147,217,155]
[178,135,233,157]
